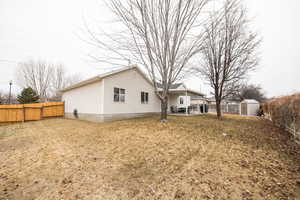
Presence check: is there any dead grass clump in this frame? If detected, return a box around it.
[0,115,300,199]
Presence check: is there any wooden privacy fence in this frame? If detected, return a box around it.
[0,102,65,122]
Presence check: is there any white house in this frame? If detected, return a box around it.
[61,65,204,122]
[190,96,209,114]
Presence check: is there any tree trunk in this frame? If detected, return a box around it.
[160,97,168,122]
[216,99,222,119]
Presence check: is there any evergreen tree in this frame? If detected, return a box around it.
[17,87,39,104]
[0,92,4,104]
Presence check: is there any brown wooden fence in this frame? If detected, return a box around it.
[0,102,64,122]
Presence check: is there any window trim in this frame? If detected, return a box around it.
[180,97,184,105]
[114,87,125,103]
[141,91,149,104]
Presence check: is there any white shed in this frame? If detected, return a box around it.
[240,99,260,116]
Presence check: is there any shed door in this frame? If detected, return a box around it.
[241,103,247,115]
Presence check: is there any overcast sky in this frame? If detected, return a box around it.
[0,0,299,97]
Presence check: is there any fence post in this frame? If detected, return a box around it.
[22,104,25,122]
[63,101,65,117]
[40,104,44,120]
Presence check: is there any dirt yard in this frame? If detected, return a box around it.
[1,114,300,200]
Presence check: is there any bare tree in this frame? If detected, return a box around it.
[51,64,66,94]
[49,64,67,101]
[195,0,260,118]
[50,66,82,101]
[65,74,82,87]
[86,0,209,121]
[0,91,4,104]
[16,60,82,102]
[16,60,54,101]
[0,91,17,105]
[237,84,266,102]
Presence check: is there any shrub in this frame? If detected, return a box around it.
[257,105,264,117]
[263,93,300,140]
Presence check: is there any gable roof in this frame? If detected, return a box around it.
[156,84,204,96]
[156,83,183,90]
[61,65,205,97]
[191,96,206,100]
[61,65,151,92]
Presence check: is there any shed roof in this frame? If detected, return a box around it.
[242,99,259,104]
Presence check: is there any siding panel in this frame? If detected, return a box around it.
[103,68,161,114]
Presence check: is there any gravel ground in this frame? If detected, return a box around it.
[0,114,300,200]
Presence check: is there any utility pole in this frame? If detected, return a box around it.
[8,80,12,104]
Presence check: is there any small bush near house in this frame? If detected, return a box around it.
[263,93,300,140]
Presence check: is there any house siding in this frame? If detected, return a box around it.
[62,67,204,122]
[191,99,207,105]
[62,80,103,115]
[168,94,179,112]
[168,92,197,111]
[102,68,161,114]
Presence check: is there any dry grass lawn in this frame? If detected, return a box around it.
[0,114,300,200]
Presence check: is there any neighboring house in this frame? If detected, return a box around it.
[190,96,209,113]
[160,83,206,114]
[206,97,216,105]
[61,65,205,122]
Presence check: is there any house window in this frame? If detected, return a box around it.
[114,87,125,102]
[180,97,184,104]
[141,92,149,104]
